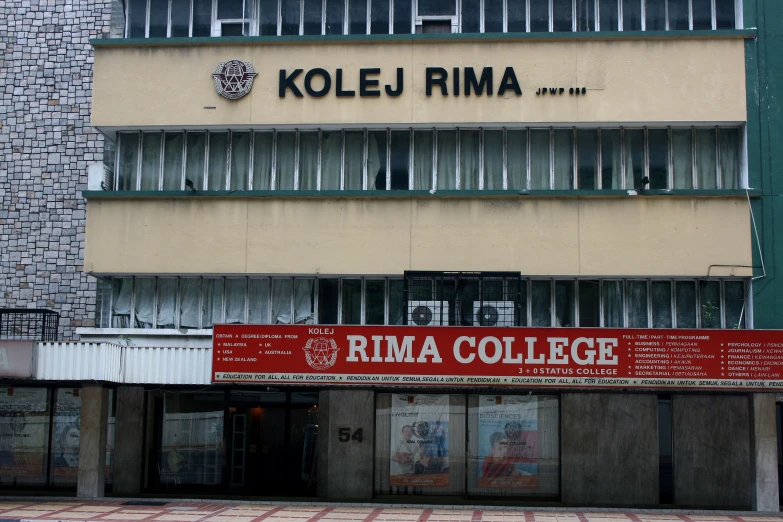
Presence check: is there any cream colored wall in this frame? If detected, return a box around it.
[92,38,747,128]
[84,197,752,277]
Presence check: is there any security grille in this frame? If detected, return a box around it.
[0,309,60,341]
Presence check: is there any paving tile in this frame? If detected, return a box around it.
[100,514,158,520]
[202,516,259,522]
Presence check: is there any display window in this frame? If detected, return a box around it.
[0,387,50,487]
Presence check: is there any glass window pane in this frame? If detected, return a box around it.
[184,132,206,191]
[695,128,717,189]
[625,129,644,190]
[371,0,390,33]
[599,0,618,30]
[318,279,339,324]
[622,0,641,30]
[508,0,526,31]
[276,132,296,190]
[282,0,301,35]
[253,132,273,190]
[413,130,433,190]
[672,128,693,189]
[160,393,224,486]
[299,132,319,190]
[230,132,250,190]
[460,130,480,190]
[576,0,595,31]
[627,281,648,328]
[163,133,184,190]
[517,280,528,326]
[461,0,481,32]
[648,129,669,189]
[484,130,504,190]
[603,280,623,327]
[345,131,364,190]
[119,133,139,191]
[171,0,191,36]
[208,132,228,191]
[179,278,201,329]
[724,281,745,329]
[202,278,224,327]
[507,130,527,190]
[651,281,672,328]
[699,281,721,328]
[141,133,162,191]
[304,0,323,34]
[342,280,362,324]
[389,279,404,325]
[600,129,621,189]
[322,131,342,190]
[553,0,573,31]
[393,0,411,33]
[531,281,551,327]
[692,0,712,29]
[224,279,246,324]
[157,278,178,328]
[111,278,133,327]
[715,0,735,29]
[553,130,573,189]
[530,0,549,31]
[193,0,213,36]
[668,0,689,29]
[719,127,740,189]
[271,279,293,324]
[366,280,386,325]
[0,387,50,487]
[326,0,345,33]
[554,281,574,327]
[530,130,550,189]
[485,0,503,32]
[134,278,156,328]
[261,0,279,34]
[437,130,457,190]
[645,0,665,30]
[129,0,148,37]
[294,279,314,324]
[675,281,697,328]
[578,280,599,327]
[418,0,456,16]
[577,130,598,189]
[50,388,81,487]
[248,279,270,324]
[218,0,245,18]
[390,131,410,190]
[369,131,388,190]
[350,0,368,33]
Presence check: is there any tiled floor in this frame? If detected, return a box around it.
[0,502,780,522]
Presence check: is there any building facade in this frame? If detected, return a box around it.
[2,0,783,510]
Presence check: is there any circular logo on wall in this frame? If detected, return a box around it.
[302,337,339,371]
[212,60,258,100]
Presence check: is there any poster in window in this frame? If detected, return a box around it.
[51,389,81,480]
[477,395,537,488]
[0,387,48,479]
[390,394,449,487]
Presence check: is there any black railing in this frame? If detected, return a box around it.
[0,309,60,341]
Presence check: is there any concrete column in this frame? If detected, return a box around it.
[750,393,780,511]
[77,384,109,498]
[113,386,145,495]
[561,393,659,506]
[317,389,374,500]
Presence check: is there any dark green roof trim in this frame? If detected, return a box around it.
[90,29,756,48]
[83,189,758,198]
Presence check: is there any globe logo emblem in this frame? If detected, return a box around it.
[302,337,339,371]
[212,60,257,100]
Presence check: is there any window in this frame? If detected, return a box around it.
[125,0,739,36]
[115,126,743,193]
[96,276,748,329]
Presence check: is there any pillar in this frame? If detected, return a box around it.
[317,389,374,499]
[113,386,145,495]
[77,384,109,498]
[751,393,780,511]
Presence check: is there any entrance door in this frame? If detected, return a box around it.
[228,392,318,497]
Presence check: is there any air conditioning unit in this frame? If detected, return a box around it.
[473,301,515,327]
[407,301,449,326]
[88,163,114,191]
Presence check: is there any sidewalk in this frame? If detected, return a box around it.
[0,500,781,522]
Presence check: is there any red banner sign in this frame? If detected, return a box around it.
[212,325,783,390]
